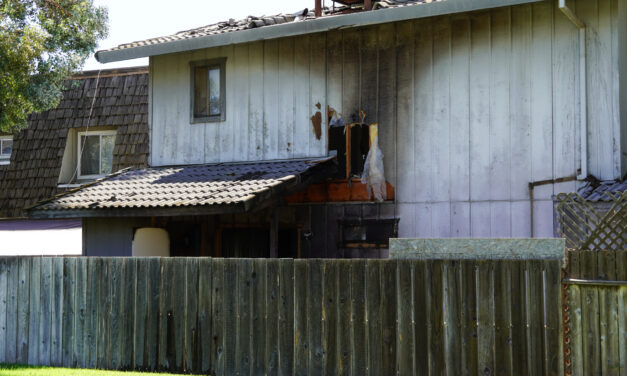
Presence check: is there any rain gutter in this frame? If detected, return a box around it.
[559,0,588,180]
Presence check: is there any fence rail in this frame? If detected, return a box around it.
[0,256,562,375]
[564,249,627,376]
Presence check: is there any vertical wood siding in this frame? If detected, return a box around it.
[0,256,563,375]
[150,0,623,238]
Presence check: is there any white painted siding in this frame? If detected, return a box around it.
[149,0,623,238]
[150,38,328,165]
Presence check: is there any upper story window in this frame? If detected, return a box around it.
[77,130,116,179]
[0,135,13,165]
[191,58,226,123]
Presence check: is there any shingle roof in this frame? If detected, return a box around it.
[577,180,627,202]
[96,0,436,56]
[0,67,149,218]
[28,158,334,218]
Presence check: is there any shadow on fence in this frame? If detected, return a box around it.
[0,256,562,375]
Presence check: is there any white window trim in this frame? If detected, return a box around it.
[0,135,12,165]
[77,130,116,180]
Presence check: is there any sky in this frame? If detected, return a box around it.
[84,0,314,70]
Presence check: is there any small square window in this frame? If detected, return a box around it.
[0,136,12,164]
[191,58,226,123]
[77,130,116,179]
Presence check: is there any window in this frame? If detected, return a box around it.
[77,130,115,179]
[190,58,226,123]
[0,136,12,165]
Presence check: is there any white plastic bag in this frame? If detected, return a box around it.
[361,136,386,202]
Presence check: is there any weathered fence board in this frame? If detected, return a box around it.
[564,249,627,376]
[5,257,18,364]
[0,256,563,375]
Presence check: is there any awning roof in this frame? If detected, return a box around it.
[27,158,335,219]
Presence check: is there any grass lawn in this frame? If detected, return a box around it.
[0,364,201,376]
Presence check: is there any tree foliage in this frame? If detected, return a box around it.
[0,0,108,132]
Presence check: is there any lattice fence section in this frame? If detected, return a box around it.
[555,191,627,251]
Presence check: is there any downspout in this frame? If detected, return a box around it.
[559,0,588,180]
[527,1,586,237]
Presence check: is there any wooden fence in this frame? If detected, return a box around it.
[0,257,562,375]
[564,249,627,376]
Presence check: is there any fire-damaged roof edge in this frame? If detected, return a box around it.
[96,0,542,63]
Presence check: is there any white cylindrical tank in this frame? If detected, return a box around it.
[132,227,170,257]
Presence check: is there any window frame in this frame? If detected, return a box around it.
[76,130,116,180]
[190,57,227,124]
[0,135,13,165]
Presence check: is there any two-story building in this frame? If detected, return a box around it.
[27,0,627,257]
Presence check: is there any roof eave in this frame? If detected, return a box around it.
[27,202,249,219]
[95,0,543,63]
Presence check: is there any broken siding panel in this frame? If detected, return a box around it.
[360,27,379,123]
[326,30,342,127]
[342,29,360,148]
[309,33,327,157]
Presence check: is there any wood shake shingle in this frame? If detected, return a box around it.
[0,67,149,218]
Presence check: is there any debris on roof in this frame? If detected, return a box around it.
[577,179,627,202]
[97,0,437,56]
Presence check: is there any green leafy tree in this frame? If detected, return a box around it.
[0,0,108,132]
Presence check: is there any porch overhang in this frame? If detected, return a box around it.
[27,157,335,219]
